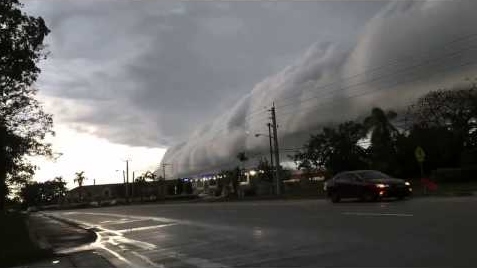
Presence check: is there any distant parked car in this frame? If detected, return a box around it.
[324,170,412,203]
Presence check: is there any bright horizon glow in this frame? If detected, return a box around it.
[31,125,167,189]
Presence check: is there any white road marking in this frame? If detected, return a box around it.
[47,212,158,266]
[132,251,165,268]
[157,251,230,268]
[94,232,134,266]
[51,211,231,268]
[110,236,156,250]
[342,212,413,217]
[100,218,146,225]
[62,211,176,224]
[116,223,178,233]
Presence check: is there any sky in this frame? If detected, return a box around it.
[23,1,477,185]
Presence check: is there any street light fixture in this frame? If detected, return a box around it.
[254,122,274,169]
[254,123,277,194]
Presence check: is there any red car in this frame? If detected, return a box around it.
[324,170,412,203]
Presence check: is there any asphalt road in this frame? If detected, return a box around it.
[48,197,477,267]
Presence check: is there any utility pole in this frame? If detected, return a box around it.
[267,123,274,167]
[132,171,135,201]
[125,160,130,203]
[161,163,174,180]
[161,163,172,199]
[270,103,281,195]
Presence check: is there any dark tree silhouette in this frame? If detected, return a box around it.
[73,171,87,201]
[292,121,368,175]
[135,175,147,202]
[406,86,477,166]
[20,177,66,207]
[0,0,52,210]
[364,107,398,173]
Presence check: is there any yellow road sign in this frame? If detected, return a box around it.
[415,146,426,163]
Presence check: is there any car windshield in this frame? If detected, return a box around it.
[355,171,390,180]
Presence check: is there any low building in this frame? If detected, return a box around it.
[67,181,167,203]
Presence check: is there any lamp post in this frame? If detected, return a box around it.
[254,130,276,194]
[254,132,274,168]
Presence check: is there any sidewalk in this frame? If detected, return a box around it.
[15,251,113,268]
[16,213,114,268]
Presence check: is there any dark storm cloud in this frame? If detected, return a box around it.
[161,0,477,177]
[26,0,384,147]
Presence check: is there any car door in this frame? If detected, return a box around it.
[334,174,354,198]
[349,173,365,198]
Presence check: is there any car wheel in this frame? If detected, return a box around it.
[330,191,341,203]
[362,191,377,202]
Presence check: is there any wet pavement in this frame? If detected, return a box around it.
[19,213,114,268]
[47,197,477,267]
[28,214,96,250]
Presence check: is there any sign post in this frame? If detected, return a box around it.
[415,146,426,177]
[415,146,426,194]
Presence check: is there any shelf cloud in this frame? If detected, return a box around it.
[161,0,477,177]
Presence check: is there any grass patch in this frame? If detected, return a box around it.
[0,212,52,267]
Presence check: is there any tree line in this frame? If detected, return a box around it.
[1,0,53,211]
[291,84,477,179]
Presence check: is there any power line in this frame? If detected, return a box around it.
[188,33,477,146]
[165,34,477,177]
[276,54,477,124]
[165,118,412,177]
[275,40,477,116]
[167,52,477,177]
[239,32,477,130]
[273,32,477,107]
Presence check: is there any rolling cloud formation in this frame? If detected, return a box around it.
[161,0,477,177]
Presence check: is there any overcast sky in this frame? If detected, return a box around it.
[24,1,477,184]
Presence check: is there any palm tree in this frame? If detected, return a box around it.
[73,171,87,201]
[135,175,147,202]
[143,171,157,181]
[143,171,160,199]
[52,176,67,203]
[363,107,398,172]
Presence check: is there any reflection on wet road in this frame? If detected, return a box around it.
[48,197,477,267]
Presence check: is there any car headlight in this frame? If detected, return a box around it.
[375,183,389,188]
[405,181,411,186]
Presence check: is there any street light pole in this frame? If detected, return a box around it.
[267,123,274,167]
[126,160,129,203]
[161,163,172,198]
[132,171,135,200]
[270,103,281,195]
[254,125,276,192]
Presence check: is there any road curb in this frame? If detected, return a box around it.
[35,214,117,267]
[43,213,98,245]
